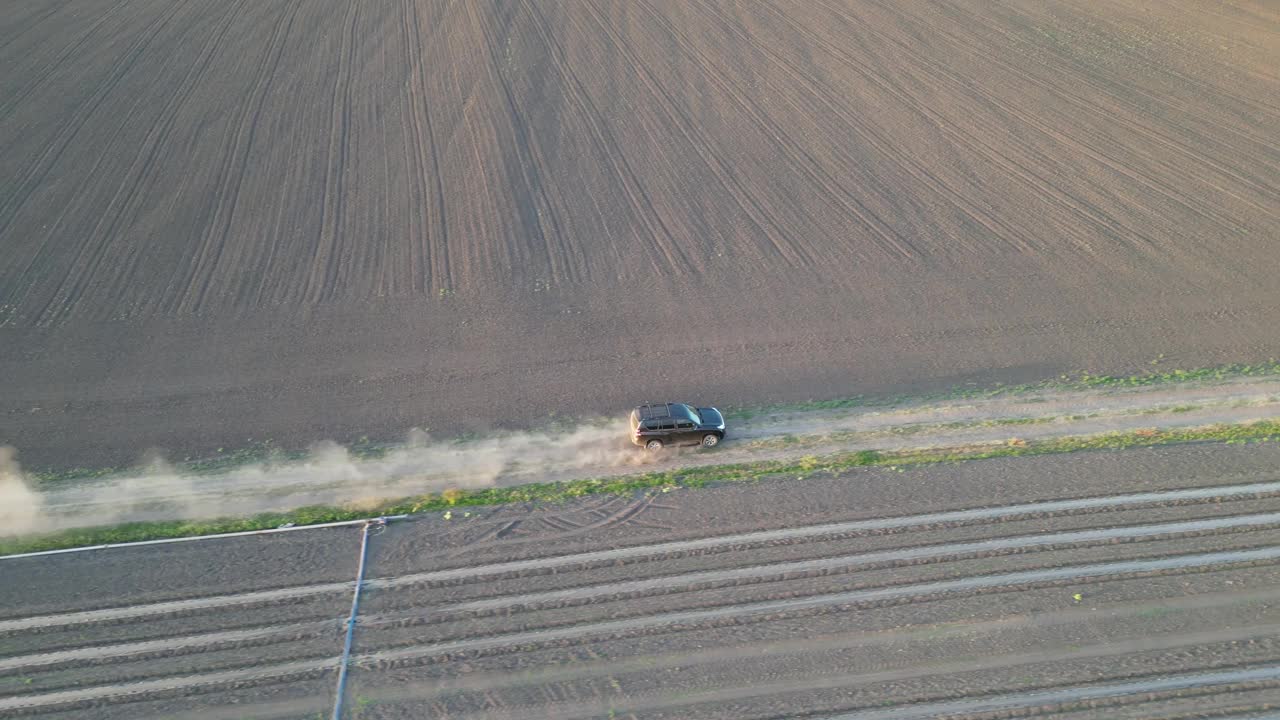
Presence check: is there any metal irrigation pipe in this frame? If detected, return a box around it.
[0,515,410,561]
[332,517,385,720]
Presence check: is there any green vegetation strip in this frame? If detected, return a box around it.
[5,420,1280,557]
[729,360,1280,418]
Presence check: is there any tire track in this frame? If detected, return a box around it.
[181,0,304,316]
[3,0,236,321]
[449,0,530,285]
[398,0,454,296]
[401,0,430,295]
[442,495,654,559]
[623,0,917,262]
[463,1,578,288]
[302,0,363,306]
[915,0,1280,224]
[570,0,816,269]
[874,0,1279,222]
[1013,1,1280,119]
[0,0,68,55]
[40,0,255,326]
[680,0,1034,257]
[0,0,192,201]
[493,0,697,277]
[0,1,125,121]
[0,0,197,319]
[161,0,303,316]
[529,0,701,278]
[421,0,464,294]
[757,0,1169,257]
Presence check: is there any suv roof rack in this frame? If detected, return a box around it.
[636,402,674,420]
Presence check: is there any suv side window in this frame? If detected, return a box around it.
[657,422,675,431]
[676,421,694,429]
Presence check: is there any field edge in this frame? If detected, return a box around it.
[5,418,1280,558]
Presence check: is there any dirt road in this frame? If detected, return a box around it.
[3,0,1278,470]
[16,375,1280,533]
[5,441,1280,718]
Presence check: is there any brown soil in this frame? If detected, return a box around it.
[1,1,1278,472]
[17,374,1280,533]
[7,442,1280,718]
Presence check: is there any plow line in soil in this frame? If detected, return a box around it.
[8,475,1280,714]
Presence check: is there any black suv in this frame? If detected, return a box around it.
[630,402,726,451]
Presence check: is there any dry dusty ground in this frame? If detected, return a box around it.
[2,0,1279,469]
[7,441,1280,718]
[9,373,1280,533]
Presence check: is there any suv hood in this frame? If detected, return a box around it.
[697,407,725,428]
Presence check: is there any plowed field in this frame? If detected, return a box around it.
[7,442,1280,718]
[2,1,1278,467]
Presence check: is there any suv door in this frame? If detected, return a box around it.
[674,420,697,445]
[654,420,677,445]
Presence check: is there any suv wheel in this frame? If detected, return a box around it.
[645,438,664,452]
[701,434,720,448]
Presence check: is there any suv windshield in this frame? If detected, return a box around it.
[684,405,701,424]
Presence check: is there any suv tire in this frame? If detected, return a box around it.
[645,438,665,452]
[701,434,720,448]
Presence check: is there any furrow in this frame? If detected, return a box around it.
[355,545,1280,666]
[9,482,1279,634]
[0,582,350,634]
[0,657,337,714]
[401,511,1280,617]
[335,588,1280,705]
[372,625,1280,720]
[0,621,331,673]
[816,663,1280,720]
[369,480,1280,583]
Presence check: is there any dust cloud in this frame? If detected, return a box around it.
[18,419,661,535]
[0,447,45,536]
